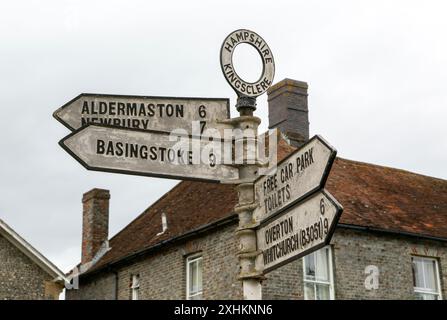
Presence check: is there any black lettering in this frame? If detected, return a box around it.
[149,146,157,160]
[96,139,105,154]
[106,141,114,156]
[117,102,125,115]
[115,142,123,156]
[140,146,148,159]
[81,101,89,114]
[147,104,155,116]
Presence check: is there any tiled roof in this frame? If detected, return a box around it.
[87,138,447,273]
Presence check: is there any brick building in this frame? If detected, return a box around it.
[66,79,447,300]
[0,219,66,300]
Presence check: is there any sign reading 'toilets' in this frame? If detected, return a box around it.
[253,135,337,223]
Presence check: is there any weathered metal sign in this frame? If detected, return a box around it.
[253,135,336,223]
[59,124,239,182]
[256,190,343,274]
[220,29,275,98]
[53,94,230,134]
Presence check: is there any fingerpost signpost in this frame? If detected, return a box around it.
[54,28,342,300]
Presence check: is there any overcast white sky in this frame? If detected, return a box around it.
[0,0,446,273]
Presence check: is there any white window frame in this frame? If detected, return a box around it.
[186,255,203,300]
[412,256,442,300]
[131,274,140,300]
[302,246,335,300]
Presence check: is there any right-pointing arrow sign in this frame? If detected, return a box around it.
[256,190,343,274]
[253,135,337,223]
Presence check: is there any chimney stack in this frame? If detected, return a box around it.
[267,78,309,147]
[81,188,110,265]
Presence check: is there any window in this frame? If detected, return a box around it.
[131,274,140,300]
[303,246,334,300]
[186,255,203,300]
[412,257,442,300]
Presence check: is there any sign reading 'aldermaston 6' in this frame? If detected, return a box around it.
[53,94,230,134]
[256,190,342,273]
[60,124,239,182]
[253,135,337,223]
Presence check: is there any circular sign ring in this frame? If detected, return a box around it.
[220,29,275,98]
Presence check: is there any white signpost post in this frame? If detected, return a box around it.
[53,94,231,135]
[253,135,337,223]
[256,190,342,273]
[59,124,238,183]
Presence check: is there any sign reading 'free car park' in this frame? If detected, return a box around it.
[53,94,230,135]
[256,190,343,273]
[253,135,337,223]
[59,124,239,183]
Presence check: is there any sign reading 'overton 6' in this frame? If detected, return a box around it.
[256,190,342,273]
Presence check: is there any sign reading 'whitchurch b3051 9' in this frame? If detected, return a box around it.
[256,190,342,273]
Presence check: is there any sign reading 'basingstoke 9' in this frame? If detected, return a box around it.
[220,29,275,98]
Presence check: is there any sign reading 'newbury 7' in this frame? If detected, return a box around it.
[60,124,239,182]
[53,94,230,134]
[253,135,337,223]
[256,190,342,273]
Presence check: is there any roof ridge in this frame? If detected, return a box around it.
[336,157,447,182]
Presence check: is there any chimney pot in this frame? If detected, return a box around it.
[267,78,309,147]
[81,188,110,265]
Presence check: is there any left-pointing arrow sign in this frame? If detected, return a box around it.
[53,94,231,135]
[59,124,239,182]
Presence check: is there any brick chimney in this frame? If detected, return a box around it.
[267,78,309,147]
[81,188,110,265]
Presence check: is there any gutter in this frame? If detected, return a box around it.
[337,223,447,243]
[81,213,239,279]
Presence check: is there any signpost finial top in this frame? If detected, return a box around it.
[220,29,275,113]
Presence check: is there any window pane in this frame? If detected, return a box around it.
[412,259,424,288]
[303,247,334,300]
[197,258,203,291]
[188,257,203,299]
[304,283,315,300]
[190,260,198,293]
[315,284,331,300]
[132,289,139,300]
[315,249,329,282]
[304,254,316,280]
[423,260,437,291]
[415,292,438,300]
[132,275,140,288]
